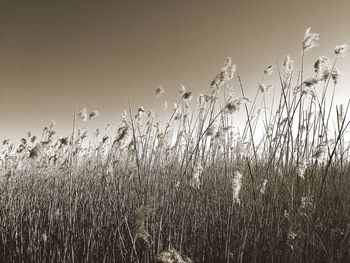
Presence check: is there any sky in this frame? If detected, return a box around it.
[0,0,349,141]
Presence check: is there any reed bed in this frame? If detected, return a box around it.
[1,28,350,262]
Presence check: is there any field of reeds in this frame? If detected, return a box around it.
[1,28,350,262]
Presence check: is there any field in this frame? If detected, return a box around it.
[1,28,350,262]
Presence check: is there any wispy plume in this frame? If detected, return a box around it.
[190,161,204,189]
[178,84,186,95]
[89,110,100,120]
[78,108,88,122]
[258,83,273,93]
[226,97,250,114]
[334,44,348,56]
[182,91,193,101]
[282,55,294,78]
[156,86,165,98]
[303,27,319,52]
[163,100,168,110]
[260,179,268,194]
[156,248,192,263]
[205,125,216,137]
[313,141,329,163]
[314,56,331,77]
[210,57,236,90]
[331,67,341,85]
[232,171,243,205]
[296,160,308,179]
[264,65,275,75]
[137,106,145,118]
[293,78,320,97]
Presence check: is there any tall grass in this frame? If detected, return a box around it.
[1,28,350,262]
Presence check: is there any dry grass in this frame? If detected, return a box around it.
[1,28,350,262]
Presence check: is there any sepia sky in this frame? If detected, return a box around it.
[0,0,349,141]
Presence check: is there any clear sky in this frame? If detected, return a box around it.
[0,0,349,141]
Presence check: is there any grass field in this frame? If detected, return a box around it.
[1,28,350,262]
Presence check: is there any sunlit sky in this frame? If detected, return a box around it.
[0,0,349,141]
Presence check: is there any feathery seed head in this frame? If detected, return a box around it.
[313,141,329,162]
[156,248,192,263]
[162,100,168,110]
[42,233,48,243]
[314,56,331,76]
[331,67,341,85]
[226,97,250,114]
[294,78,320,98]
[264,65,275,75]
[29,143,42,159]
[190,162,204,190]
[206,125,216,136]
[210,57,236,90]
[49,120,56,129]
[258,83,273,93]
[182,91,193,101]
[178,84,186,95]
[303,27,319,51]
[334,44,348,56]
[283,55,294,78]
[89,110,100,120]
[137,106,145,117]
[78,108,88,122]
[296,161,308,179]
[260,179,268,194]
[232,171,243,205]
[156,86,165,98]
[300,195,314,209]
